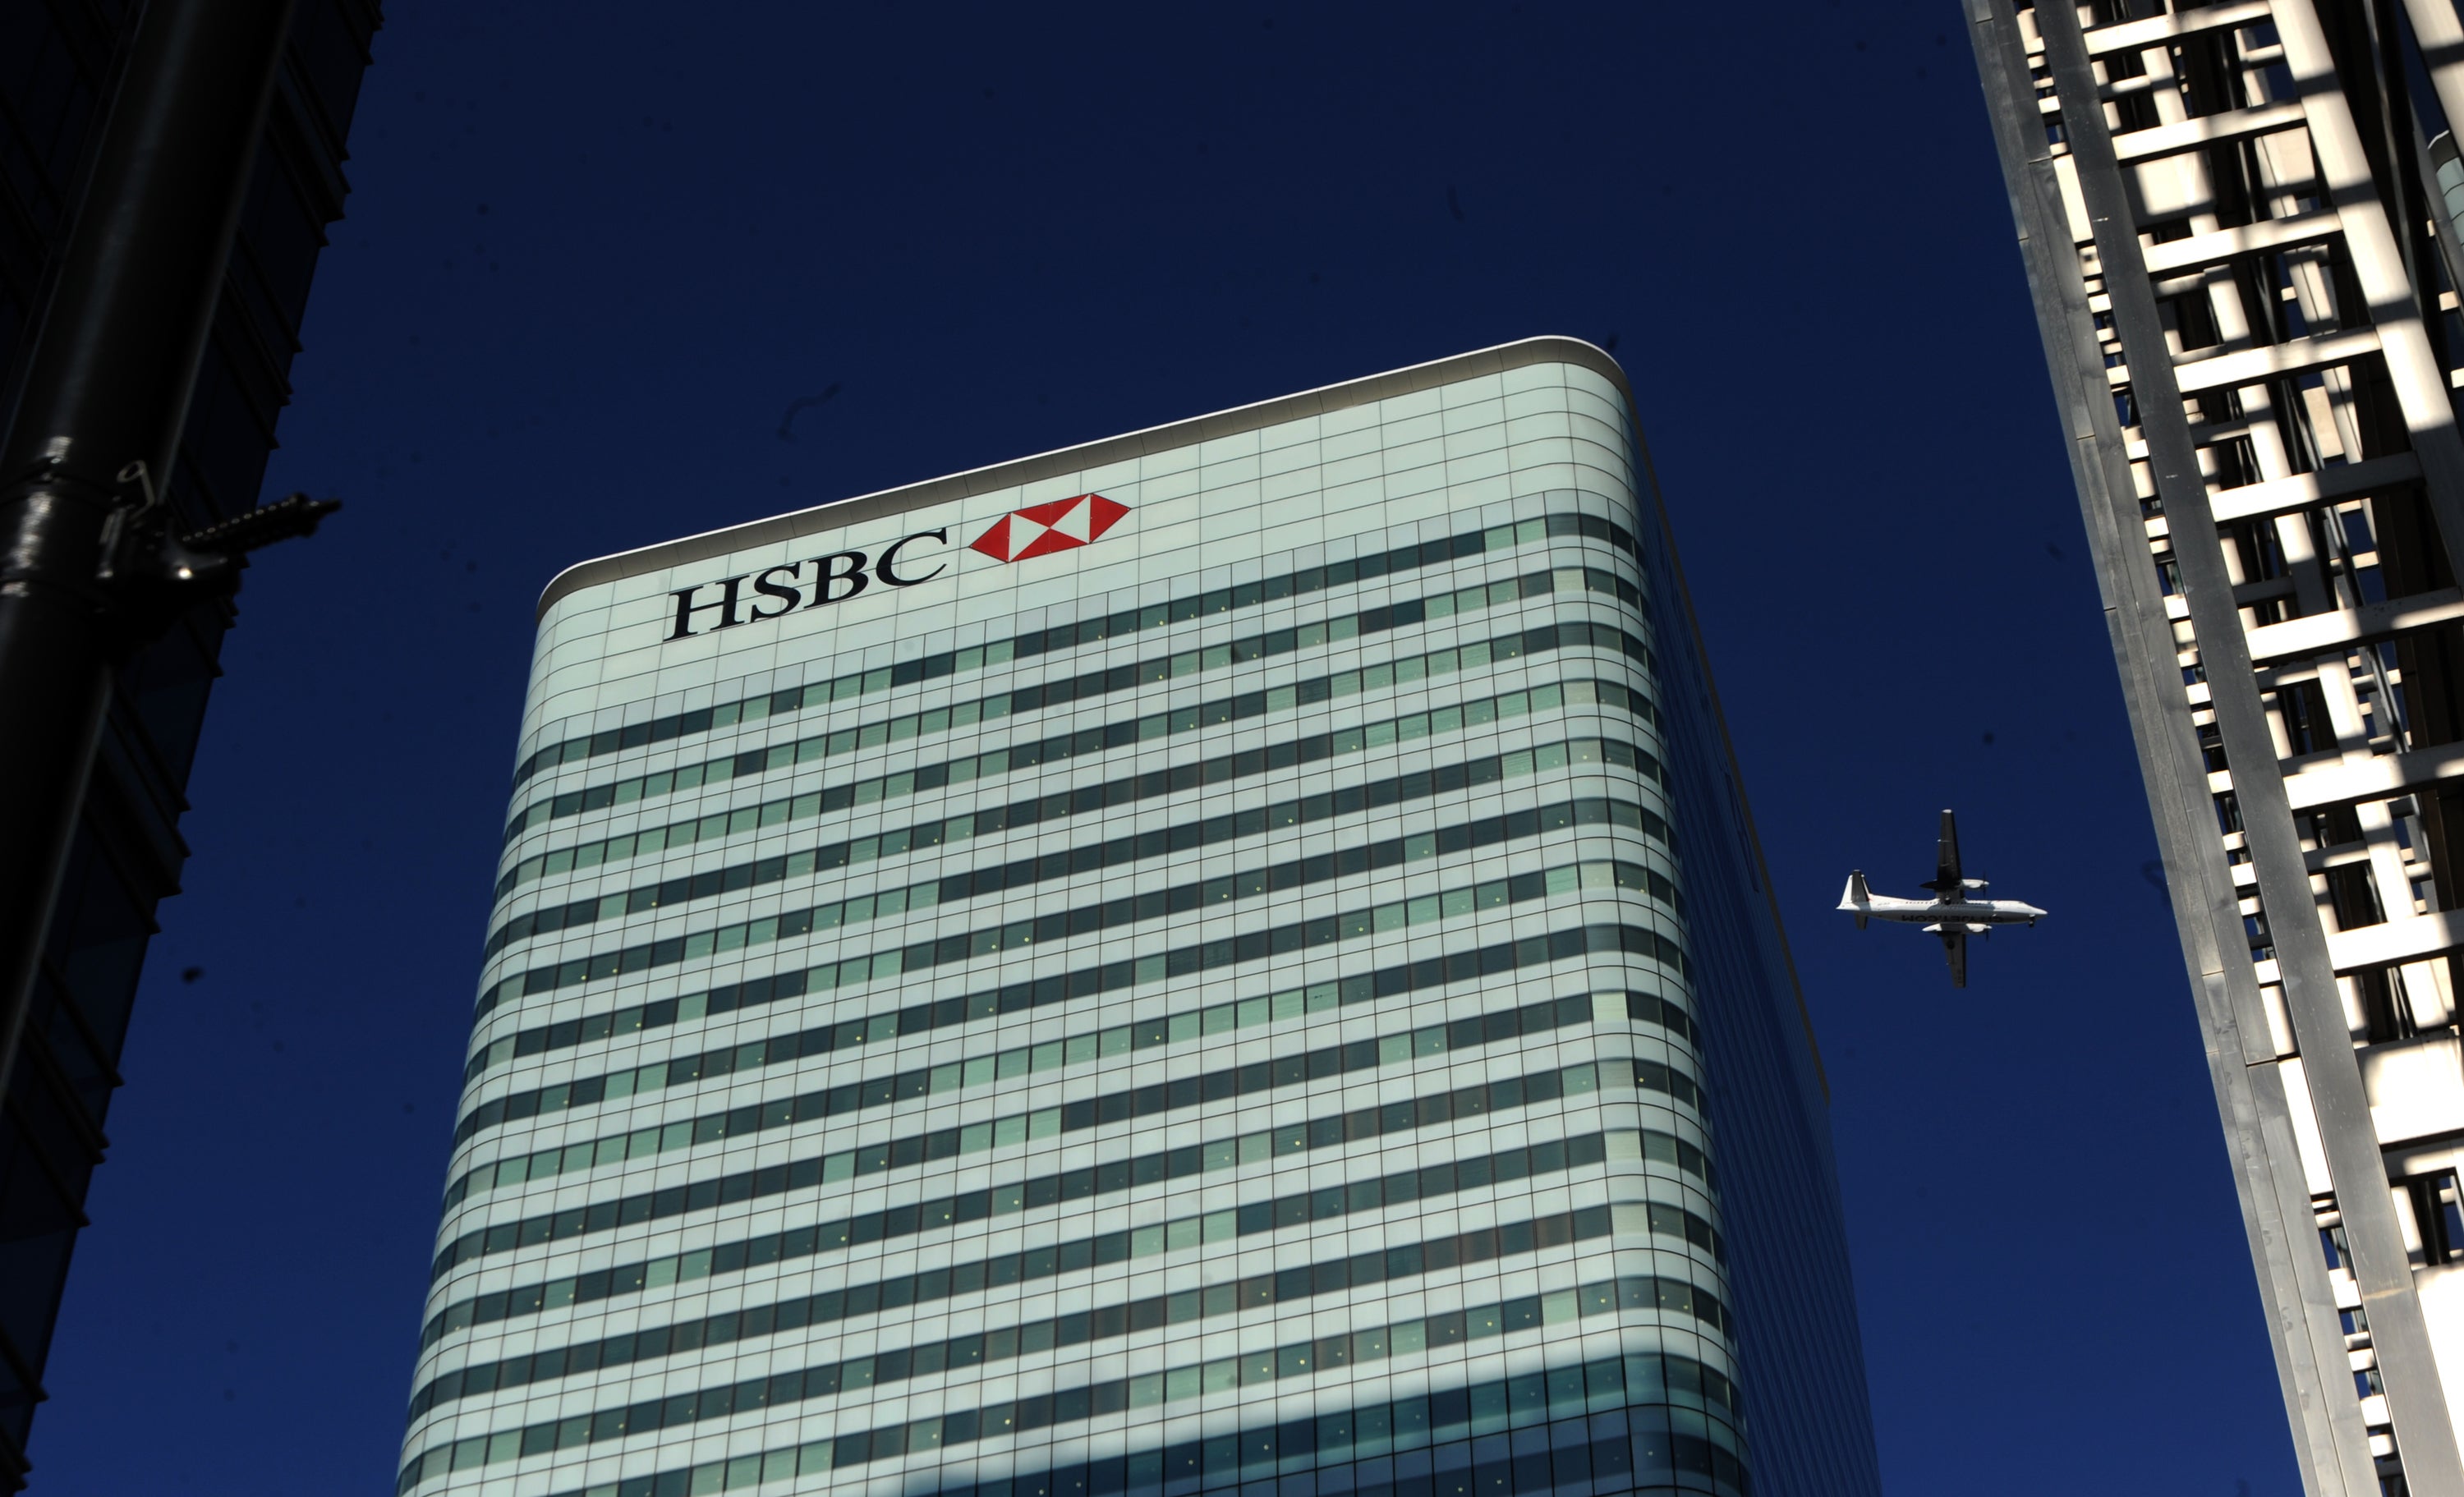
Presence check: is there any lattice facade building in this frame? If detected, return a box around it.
[1971,2,2464,1492]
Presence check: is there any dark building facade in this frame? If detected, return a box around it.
[0,0,379,1484]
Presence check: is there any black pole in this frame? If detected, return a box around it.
[0,0,301,1085]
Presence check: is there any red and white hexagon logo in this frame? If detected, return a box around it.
[969,494,1129,563]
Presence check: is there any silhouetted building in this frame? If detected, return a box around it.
[0,1,379,1484]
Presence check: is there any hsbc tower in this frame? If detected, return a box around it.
[396,341,1881,1497]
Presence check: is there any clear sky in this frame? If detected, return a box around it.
[29,3,2290,1494]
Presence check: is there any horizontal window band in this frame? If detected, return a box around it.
[460,980,1690,1184]
[489,789,1674,971]
[467,919,1665,1154]
[410,1199,1729,1422]
[476,748,1676,1088]
[462,795,1668,1141]
[488,761,1671,965]
[421,1064,1682,1348]
[509,507,1642,792]
[425,1105,1618,1342]
[436,916,1691,1293]
[470,726,1659,1063]
[448,858,1681,1207]
[503,563,1645,849]
[494,666,1653,912]
[477,755,1674,1026]
[479,664,1656,1021]
[466,733,1656,1088]
[436,1052,1707,1287]
[549,1411,1742,1497]
[499,1376,1748,1497]
[428,1081,1722,1335]
[501,714,1666,916]
[443,989,1631,1228]
[405,1249,1731,1490]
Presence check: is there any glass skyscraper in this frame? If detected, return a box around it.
[397,340,1880,1497]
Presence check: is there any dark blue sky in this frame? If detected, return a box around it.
[30,3,2288,1494]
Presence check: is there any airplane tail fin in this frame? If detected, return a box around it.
[1839,870,1870,930]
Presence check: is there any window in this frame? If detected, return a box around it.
[2279,679,2336,755]
[2209,438,2262,493]
[2173,32,2246,118]
[2171,290,2221,352]
[2327,866,2385,932]
[2216,790,2244,833]
[2359,967,2413,1039]
[2227,519,2287,582]
[2112,91,2165,134]
[2313,804,2365,847]
[2321,1224,2352,1270]
[2411,1171,2464,1263]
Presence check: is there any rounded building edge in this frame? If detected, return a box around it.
[531,335,1630,621]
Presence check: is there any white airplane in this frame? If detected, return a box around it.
[1839,809,2044,987]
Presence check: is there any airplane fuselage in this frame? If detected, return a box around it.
[1854,894,2044,926]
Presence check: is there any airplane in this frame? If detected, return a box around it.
[1839,809,2044,987]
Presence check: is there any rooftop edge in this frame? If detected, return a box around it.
[535,335,1630,620]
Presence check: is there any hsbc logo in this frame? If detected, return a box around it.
[969,494,1128,563]
[664,495,1132,641]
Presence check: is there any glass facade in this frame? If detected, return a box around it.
[400,341,1881,1497]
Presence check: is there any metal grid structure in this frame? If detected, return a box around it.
[1970,1,2464,1491]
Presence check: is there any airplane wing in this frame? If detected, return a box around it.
[1921,809,1964,898]
[1940,925,1967,988]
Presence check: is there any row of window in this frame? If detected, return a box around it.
[518,1008,1673,1184]
[517,1394,1745,1497]
[488,799,1661,1053]
[475,806,1675,1110]
[479,668,1656,1023]
[411,1201,1708,1421]
[442,931,1697,1282]
[434,1053,1668,1303]
[513,508,1644,791]
[482,826,1676,1068]
[449,988,1621,1207]
[490,795,1669,983]
[460,961,1657,1161]
[423,1113,1652,1348]
[447,916,1692,1275]
[494,679,1656,912]
[510,558,1646,847]
[490,773,1668,965]
[405,1270,1735,1494]
[453,857,1677,1205]
[430,1111,1719,1353]
[457,980,1684,1177]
